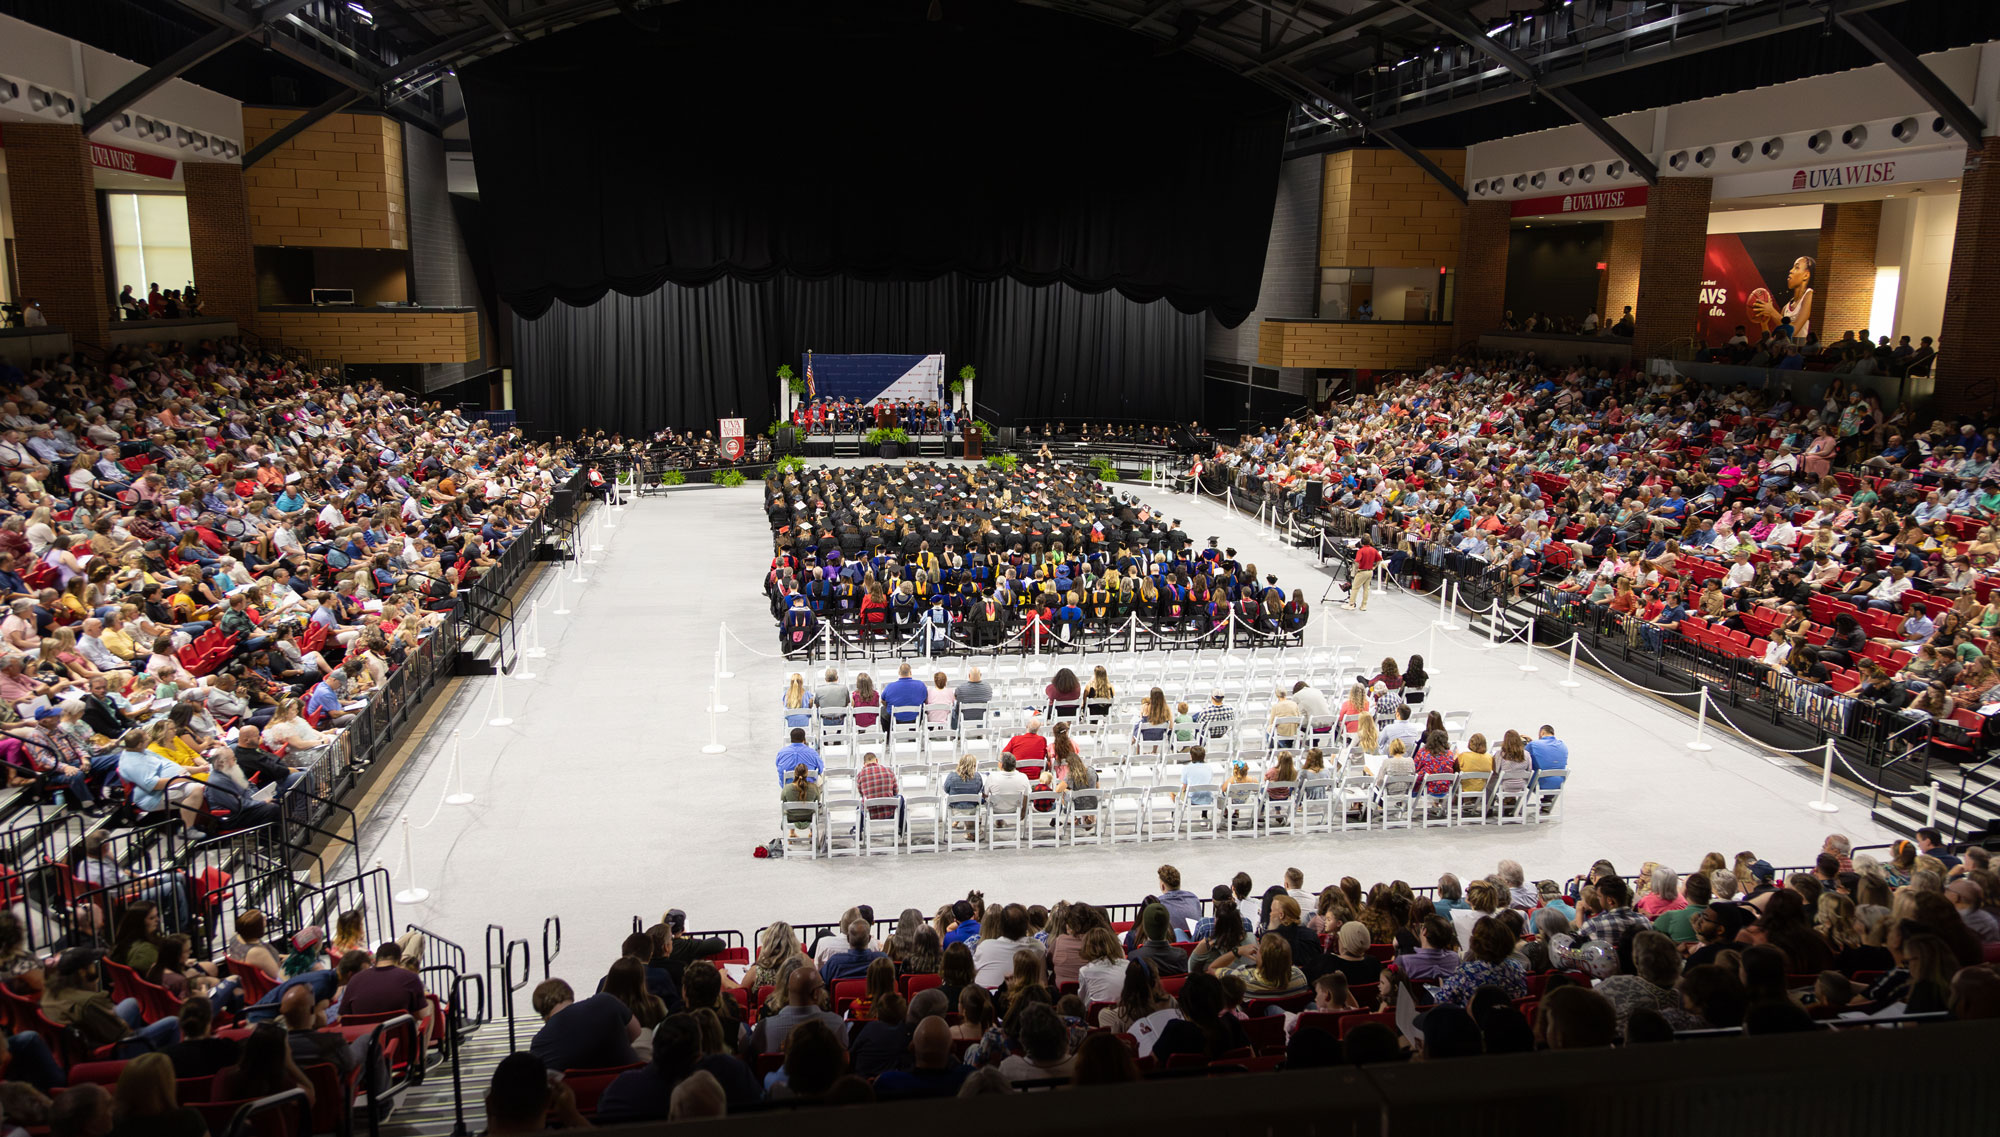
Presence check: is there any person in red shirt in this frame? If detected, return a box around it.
[1349,536,1382,611]
[1002,719,1049,780]
[855,751,900,819]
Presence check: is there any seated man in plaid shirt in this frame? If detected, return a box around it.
[856,751,900,822]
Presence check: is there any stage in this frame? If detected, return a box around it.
[355,460,1898,974]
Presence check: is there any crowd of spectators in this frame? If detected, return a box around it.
[483,837,2000,1126]
[1200,359,2000,727]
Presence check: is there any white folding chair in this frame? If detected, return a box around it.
[903,794,943,853]
[1377,774,1417,828]
[1452,773,1493,824]
[943,793,984,850]
[823,797,863,857]
[1336,770,1376,830]
[1418,772,1457,827]
[1296,777,1336,833]
[1222,784,1262,837]
[1179,786,1220,839]
[1264,782,1301,835]
[1142,786,1181,841]
[888,721,926,762]
[1493,774,1534,824]
[1105,787,1147,843]
[861,795,902,854]
[897,763,933,797]
[1528,771,1568,823]
[816,708,854,758]
[986,795,1025,850]
[779,801,821,860]
[1025,791,1064,848]
[1067,787,1105,845]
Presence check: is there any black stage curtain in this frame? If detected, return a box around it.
[459,0,1286,327]
[511,273,1202,436]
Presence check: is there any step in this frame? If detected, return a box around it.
[454,633,502,676]
[377,1020,519,1137]
[1881,789,2000,836]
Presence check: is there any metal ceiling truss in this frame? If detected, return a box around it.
[82,0,320,134]
[1835,9,1986,152]
[1285,0,1915,156]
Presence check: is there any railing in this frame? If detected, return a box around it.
[221,1087,312,1137]
[543,915,563,982]
[486,923,533,1051]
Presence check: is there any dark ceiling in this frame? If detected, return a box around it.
[3,0,1995,164]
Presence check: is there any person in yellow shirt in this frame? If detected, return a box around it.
[145,715,211,782]
[1456,732,1494,797]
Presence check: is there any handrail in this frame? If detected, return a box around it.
[361,1011,420,1137]
[543,915,562,982]
[446,973,486,1137]
[1957,749,2000,840]
[223,1087,312,1137]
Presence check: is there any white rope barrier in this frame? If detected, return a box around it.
[1568,636,1705,698]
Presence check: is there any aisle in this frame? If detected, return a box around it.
[368,466,1894,986]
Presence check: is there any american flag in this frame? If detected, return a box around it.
[805,355,816,400]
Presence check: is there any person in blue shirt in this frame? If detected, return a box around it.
[941,899,981,947]
[774,728,822,786]
[879,662,928,726]
[1526,726,1568,790]
[306,669,356,728]
[116,728,206,827]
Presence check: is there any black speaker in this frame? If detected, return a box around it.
[1304,481,1326,509]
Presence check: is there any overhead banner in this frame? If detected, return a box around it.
[1508,185,1648,218]
[799,353,945,404]
[1696,228,1821,346]
[0,126,180,180]
[1709,146,1966,200]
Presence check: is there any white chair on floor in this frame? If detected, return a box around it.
[897,763,933,797]
[1336,771,1375,830]
[861,796,902,854]
[1024,792,1063,848]
[1067,790,1105,845]
[986,796,1026,850]
[1528,772,1568,823]
[903,795,942,853]
[1377,775,1417,829]
[1105,787,1147,843]
[778,802,820,860]
[823,798,863,857]
[1264,783,1301,836]
[1142,786,1181,841]
[1453,774,1493,824]
[1180,789,1220,839]
[943,794,984,851]
[1418,774,1457,827]
[1296,781,1336,833]
[1222,784,1262,838]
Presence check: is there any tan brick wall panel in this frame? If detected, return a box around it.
[1451,201,1510,346]
[257,310,479,364]
[242,109,407,249]
[1320,149,1466,269]
[1258,321,1454,370]
[1598,217,1644,326]
[183,162,259,331]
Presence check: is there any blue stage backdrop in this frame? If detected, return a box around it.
[805,353,945,404]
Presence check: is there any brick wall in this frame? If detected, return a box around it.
[1208,155,1323,365]
[1815,200,1881,343]
[257,309,479,363]
[2,123,108,345]
[1451,201,1509,346]
[242,108,407,249]
[1938,137,2000,414]
[1632,177,1713,359]
[1598,216,1644,325]
[1320,148,1465,269]
[183,162,258,331]
[1257,320,1454,370]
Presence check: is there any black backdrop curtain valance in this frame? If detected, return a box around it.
[511,273,1203,437]
[459,0,1286,327]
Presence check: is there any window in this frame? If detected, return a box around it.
[105,193,194,302]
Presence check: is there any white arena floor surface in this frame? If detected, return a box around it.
[352,460,1897,976]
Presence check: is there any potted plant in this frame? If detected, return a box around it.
[986,453,1017,473]
[1092,456,1117,483]
[714,469,746,488]
[659,469,686,487]
[778,364,803,397]
[950,364,973,408]
[865,426,909,459]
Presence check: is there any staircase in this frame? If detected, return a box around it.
[1869,756,2000,844]
[377,1017,518,1137]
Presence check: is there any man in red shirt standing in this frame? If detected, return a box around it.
[1348,536,1382,611]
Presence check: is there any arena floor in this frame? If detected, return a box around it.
[358,460,1897,979]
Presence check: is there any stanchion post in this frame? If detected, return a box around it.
[522,604,546,659]
[717,625,734,679]
[589,510,605,553]
[1559,634,1582,689]
[1686,687,1713,752]
[706,653,728,714]
[1807,738,1840,813]
[444,729,474,805]
[1518,617,1539,673]
[488,674,514,727]
[1127,615,1136,654]
[551,572,570,616]
[392,815,430,904]
[701,687,727,754]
